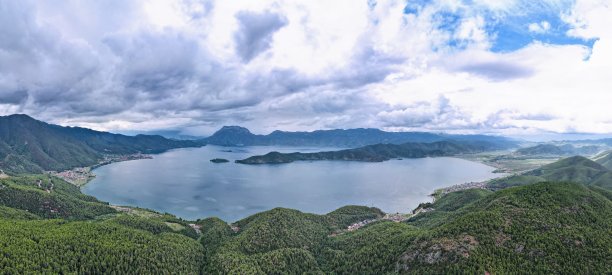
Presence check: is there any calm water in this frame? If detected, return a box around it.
[83,146,502,221]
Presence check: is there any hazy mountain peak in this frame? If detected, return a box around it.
[216,126,253,134]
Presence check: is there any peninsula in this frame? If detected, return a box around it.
[236,141,488,164]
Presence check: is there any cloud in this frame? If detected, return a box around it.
[103,30,200,93]
[438,49,535,81]
[528,21,551,33]
[0,89,28,105]
[457,60,534,80]
[376,96,475,130]
[234,11,287,62]
[0,0,610,136]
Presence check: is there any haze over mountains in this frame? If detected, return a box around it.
[0,114,520,174]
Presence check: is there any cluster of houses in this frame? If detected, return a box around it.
[49,167,92,185]
[347,219,376,231]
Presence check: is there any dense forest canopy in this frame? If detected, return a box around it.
[1,170,611,273]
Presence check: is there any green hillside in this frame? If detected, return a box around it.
[408,189,493,228]
[0,219,204,274]
[397,182,612,273]
[0,175,115,219]
[196,182,612,274]
[590,171,612,189]
[0,114,202,174]
[594,150,612,170]
[1,147,611,273]
[514,143,603,156]
[0,173,205,273]
[203,206,384,274]
[515,144,567,155]
[0,172,611,273]
[526,156,608,181]
[488,156,611,190]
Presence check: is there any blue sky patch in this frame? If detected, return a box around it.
[402,0,596,53]
[487,7,596,52]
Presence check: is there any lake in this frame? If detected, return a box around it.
[82,145,502,221]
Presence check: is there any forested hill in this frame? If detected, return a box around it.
[594,150,612,170]
[236,141,488,164]
[1,160,612,273]
[204,125,517,148]
[488,155,612,190]
[2,172,610,273]
[0,114,203,173]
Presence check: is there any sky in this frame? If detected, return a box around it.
[0,0,611,137]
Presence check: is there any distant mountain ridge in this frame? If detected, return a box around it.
[488,156,612,190]
[515,144,603,156]
[0,114,203,173]
[594,150,612,170]
[236,141,491,164]
[205,125,518,149]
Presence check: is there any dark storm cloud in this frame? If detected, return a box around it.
[233,11,288,62]
[1,0,588,136]
[0,90,28,104]
[103,30,200,95]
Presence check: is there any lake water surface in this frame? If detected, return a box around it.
[83,146,502,221]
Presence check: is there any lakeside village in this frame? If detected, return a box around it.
[48,153,152,186]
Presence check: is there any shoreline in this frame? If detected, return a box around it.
[42,145,513,223]
[431,155,513,201]
[49,153,153,187]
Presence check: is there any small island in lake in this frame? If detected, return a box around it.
[210,158,230,163]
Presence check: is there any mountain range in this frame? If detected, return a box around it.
[0,114,610,273]
[488,155,612,190]
[204,125,518,149]
[0,115,521,173]
[515,143,603,156]
[594,150,612,170]
[0,114,203,173]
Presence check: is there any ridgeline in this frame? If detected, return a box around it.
[0,155,611,273]
[236,141,492,164]
[204,125,517,148]
[0,116,610,273]
[0,114,204,174]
